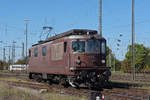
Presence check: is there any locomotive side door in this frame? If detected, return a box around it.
[63,41,70,70]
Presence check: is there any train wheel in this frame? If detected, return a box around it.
[34,74,42,82]
[59,78,69,88]
[29,73,33,79]
[47,80,52,85]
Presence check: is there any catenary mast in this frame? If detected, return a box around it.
[99,0,102,37]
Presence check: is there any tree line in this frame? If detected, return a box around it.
[107,44,150,72]
[0,58,27,70]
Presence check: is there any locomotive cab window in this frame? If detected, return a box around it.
[34,48,38,57]
[87,40,100,53]
[42,47,47,56]
[72,40,85,53]
[64,42,67,53]
[101,41,106,54]
[29,50,31,57]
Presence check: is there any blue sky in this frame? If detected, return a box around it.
[0,0,150,61]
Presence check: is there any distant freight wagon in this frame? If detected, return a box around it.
[9,64,28,71]
[28,29,111,89]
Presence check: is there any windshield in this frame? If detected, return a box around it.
[87,40,100,53]
[72,40,85,53]
[101,41,106,54]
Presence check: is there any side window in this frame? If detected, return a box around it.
[64,42,67,53]
[101,41,106,54]
[34,48,38,57]
[42,47,47,56]
[29,50,31,57]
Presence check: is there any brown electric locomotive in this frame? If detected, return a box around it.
[28,29,111,88]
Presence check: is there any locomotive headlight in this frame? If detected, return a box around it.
[76,56,81,65]
[70,67,75,71]
[101,60,105,64]
[76,59,81,65]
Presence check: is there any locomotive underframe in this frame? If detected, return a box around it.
[29,67,111,88]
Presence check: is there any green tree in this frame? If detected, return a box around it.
[106,46,112,67]
[15,57,27,64]
[145,52,150,67]
[121,59,131,72]
[106,46,121,71]
[123,44,150,71]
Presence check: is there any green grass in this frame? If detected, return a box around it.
[0,81,86,100]
[111,71,129,75]
[0,76,28,83]
[44,93,86,100]
[0,70,27,74]
[0,82,41,100]
[0,70,10,73]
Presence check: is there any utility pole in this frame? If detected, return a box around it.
[4,46,11,70]
[3,48,6,70]
[132,0,135,80]
[12,41,16,64]
[108,51,112,68]
[24,19,30,60]
[5,46,11,63]
[99,0,102,37]
[8,47,11,63]
[24,19,30,72]
[22,42,25,59]
[114,54,116,72]
[11,44,13,64]
[0,41,3,60]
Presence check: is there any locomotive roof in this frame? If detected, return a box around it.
[32,29,98,46]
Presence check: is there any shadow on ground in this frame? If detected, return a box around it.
[104,81,143,89]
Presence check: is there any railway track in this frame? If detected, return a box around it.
[4,80,150,100]
[102,88,149,100]
[111,73,150,82]
[0,72,150,100]
[2,71,150,82]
